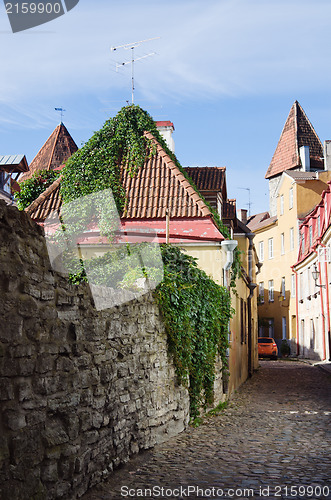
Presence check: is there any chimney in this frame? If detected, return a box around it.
[299,146,310,171]
[238,208,248,225]
[156,121,175,153]
[324,140,331,171]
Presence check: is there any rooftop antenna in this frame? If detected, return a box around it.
[238,187,252,216]
[55,107,66,123]
[111,37,160,104]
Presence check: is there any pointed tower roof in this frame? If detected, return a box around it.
[20,123,78,182]
[265,101,323,179]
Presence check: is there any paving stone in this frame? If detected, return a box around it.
[82,361,331,500]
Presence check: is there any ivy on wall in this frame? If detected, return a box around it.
[14,169,59,210]
[156,245,234,419]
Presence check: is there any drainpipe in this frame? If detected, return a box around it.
[292,268,300,356]
[221,239,238,394]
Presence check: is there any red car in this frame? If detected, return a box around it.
[258,337,278,360]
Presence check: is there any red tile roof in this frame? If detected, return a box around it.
[20,123,78,182]
[185,166,226,191]
[265,101,323,179]
[26,132,215,226]
[247,211,277,231]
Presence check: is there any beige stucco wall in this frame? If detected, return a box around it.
[256,171,331,354]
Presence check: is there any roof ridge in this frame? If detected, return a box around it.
[47,124,61,171]
[25,175,62,215]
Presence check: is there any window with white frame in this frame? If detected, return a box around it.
[309,225,313,248]
[317,215,321,237]
[281,233,285,255]
[291,274,296,297]
[280,194,284,215]
[268,238,274,259]
[290,227,294,251]
[259,241,264,262]
[268,280,274,302]
[289,187,293,209]
[259,282,264,303]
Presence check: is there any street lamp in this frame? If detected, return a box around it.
[312,263,326,288]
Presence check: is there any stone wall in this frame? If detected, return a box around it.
[0,201,190,499]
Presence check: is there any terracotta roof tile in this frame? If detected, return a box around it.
[26,132,213,222]
[184,166,226,191]
[265,101,323,179]
[247,211,277,231]
[20,123,78,182]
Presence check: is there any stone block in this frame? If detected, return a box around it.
[41,461,58,483]
[43,422,69,447]
[0,378,14,400]
[4,410,27,431]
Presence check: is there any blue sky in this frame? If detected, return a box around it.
[1,0,331,215]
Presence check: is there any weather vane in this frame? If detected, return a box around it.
[55,107,66,123]
[111,37,160,104]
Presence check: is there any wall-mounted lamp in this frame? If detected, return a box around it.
[312,264,326,288]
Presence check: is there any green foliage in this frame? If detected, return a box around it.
[155,245,234,419]
[67,244,163,291]
[15,169,59,210]
[60,105,169,215]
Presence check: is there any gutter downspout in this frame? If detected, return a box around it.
[221,239,238,394]
[291,266,300,356]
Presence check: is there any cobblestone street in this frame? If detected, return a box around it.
[82,361,331,500]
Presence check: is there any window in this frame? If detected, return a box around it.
[309,225,313,248]
[280,194,284,215]
[290,227,294,251]
[259,282,264,304]
[281,233,285,255]
[281,277,286,298]
[299,273,304,301]
[268,280,274,302]
[0,172,10,194]
[317,215,321,237]
[259,241,264,262]
[282,317,287,340]
[240,298,246,344]
[291,274,296,297]
[301,231,305,254]
[268,238,274,259]
[289,188,293,209]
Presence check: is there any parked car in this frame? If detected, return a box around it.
[258,337,278,360]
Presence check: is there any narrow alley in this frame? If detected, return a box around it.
[83,361,331,500]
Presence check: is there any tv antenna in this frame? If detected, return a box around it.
[111,37,160,104]
[238,187,252,216]
[55,107,66,123]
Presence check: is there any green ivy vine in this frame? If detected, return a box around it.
[156,245,234,419]
[15,169,60,210]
